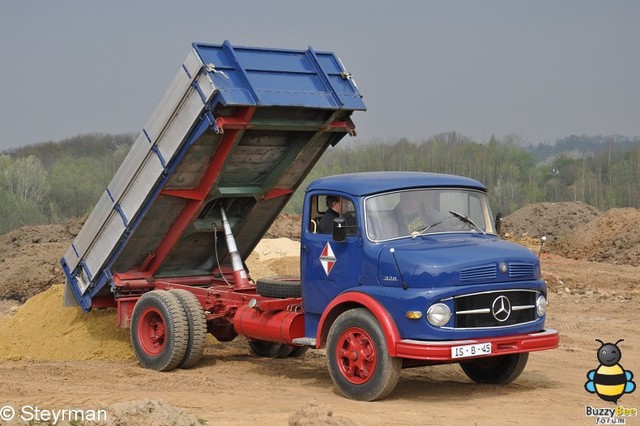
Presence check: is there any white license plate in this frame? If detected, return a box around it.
[451,342,492,359]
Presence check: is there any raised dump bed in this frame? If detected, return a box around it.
[61,41,365,311]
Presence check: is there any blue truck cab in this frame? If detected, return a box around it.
[300,171,559,400]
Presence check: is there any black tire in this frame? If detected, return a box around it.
[256,276,301,298]
[248,339,292,358]
[326,308,402,401]
[169,289,207,369]
[130,290,189,372]
[288,345,309,357]
[460,353,529,384]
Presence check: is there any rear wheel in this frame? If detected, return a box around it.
[248,339,291,358]
[130,290,189,371]
[287,345,309,358]
[326,308,401,401]
[169,289,207,369]
[460,353,529,384]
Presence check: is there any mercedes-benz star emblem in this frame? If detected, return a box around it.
[491,295,511,322]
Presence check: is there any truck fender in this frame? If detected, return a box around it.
[316,292,401,356]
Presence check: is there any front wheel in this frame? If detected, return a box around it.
[326,308,401,401]
[460,353,529,384]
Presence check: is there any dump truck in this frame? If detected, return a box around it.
[61,41,559,401]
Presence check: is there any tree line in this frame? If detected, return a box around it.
[283,132,640,216]
[1,132,639,235]
[0,133,133,234]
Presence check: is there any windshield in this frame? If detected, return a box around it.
[364,188,495,241]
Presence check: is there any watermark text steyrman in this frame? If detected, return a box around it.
[0,404,107,424]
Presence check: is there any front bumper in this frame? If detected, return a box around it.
[395,328,559,361]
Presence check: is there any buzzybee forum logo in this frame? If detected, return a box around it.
[585,339,636,403]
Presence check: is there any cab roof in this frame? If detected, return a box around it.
[306,172,486,196]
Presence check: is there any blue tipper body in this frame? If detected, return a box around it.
[60,41,365,311]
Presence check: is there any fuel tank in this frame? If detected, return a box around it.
[233,304,305,344]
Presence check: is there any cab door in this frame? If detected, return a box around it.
[301,194,361,318]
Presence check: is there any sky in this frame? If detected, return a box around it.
[1,0,639,151]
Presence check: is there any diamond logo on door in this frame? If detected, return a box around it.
[320,242,337,276]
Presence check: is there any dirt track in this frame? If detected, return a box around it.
[1,257,639,425]
[1,206,640,425]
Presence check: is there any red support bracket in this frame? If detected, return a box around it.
[91,296,117,309]
[116,297,139,328]
[320,120,357,136]
[141,107,256,275]
[158,189,204,201]
[249,297,302,313]
[263,188,294,200]
[216,116,255,130]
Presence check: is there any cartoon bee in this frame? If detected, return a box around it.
[585,339,636,403]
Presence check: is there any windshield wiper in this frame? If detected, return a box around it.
[449,210,486,235]
[411,214,456,238]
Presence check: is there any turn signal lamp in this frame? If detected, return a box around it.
[406,311,423,320]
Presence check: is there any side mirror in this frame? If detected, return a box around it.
[332,218,347,242]
[495,212,502,236]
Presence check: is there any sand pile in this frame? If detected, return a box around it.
[246,238,301,278]
[0,285,133,361]
[0,238,301,363]
[265,214,302,240]
[101,399,203,426]
[252,238,300,260]
[0,216,297,303]
[550,208,640,266]
[289,400,358,426]
[501,201,600,240]
[0,221,79,302]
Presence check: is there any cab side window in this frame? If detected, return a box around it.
[309,195,357,236]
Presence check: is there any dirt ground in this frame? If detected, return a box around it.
[1,204,640,425]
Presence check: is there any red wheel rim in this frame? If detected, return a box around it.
[335,327,377,384]
[137,307,166,356]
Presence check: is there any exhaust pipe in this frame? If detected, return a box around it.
[220,207,250,289]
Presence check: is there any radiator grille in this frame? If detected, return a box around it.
[454,290,538,328]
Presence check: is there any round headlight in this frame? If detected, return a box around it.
[536,295,547,317]
[427,303,451,327]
